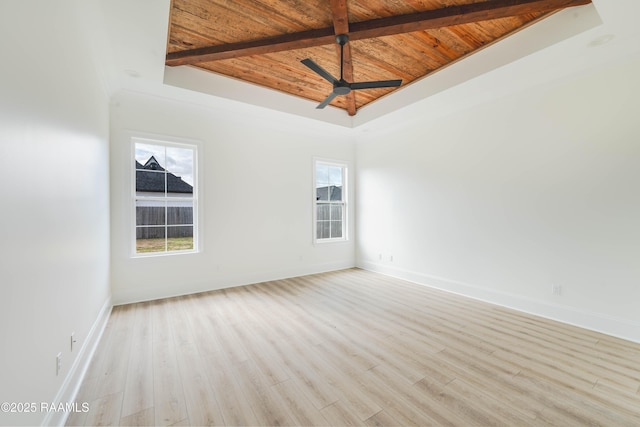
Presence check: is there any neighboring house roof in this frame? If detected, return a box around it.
[136,156,193,193]
[316,185,342,201]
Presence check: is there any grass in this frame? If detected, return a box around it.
[136,237,193,253]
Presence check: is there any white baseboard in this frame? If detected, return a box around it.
[359,261,640,344]
[113,260,356,305]
[43,298,113,427]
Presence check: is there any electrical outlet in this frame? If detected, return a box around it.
[552,284,562,296]
[70,332,77,352]
[56,353,62,376]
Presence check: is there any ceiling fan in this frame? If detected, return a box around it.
[301,34,402,109]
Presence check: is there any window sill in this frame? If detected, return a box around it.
[131,249,199,259]
[313,238,349,246]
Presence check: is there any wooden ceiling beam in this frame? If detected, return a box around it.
[347,0,591,41]
[330,0,356,116]
[166,0,591,66]
[166,27,336,66]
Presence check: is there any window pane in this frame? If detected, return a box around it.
[316,163,329,201]
[315,163,329,187]
[136,227,166,253]
[166,146,194,179]
[317,221,330,239]
[167,203,193,225]
[136,226,165,240]
[317,204,329,221]
[166,146,194,193]
[316,186,329,201]
[136,200,165,226]
[135,143,166,171]
[136,169,166,194]
[167,174,193,194]
[330,221,343,238]
[167,226,194,251]
[328,185,342,201]
[330,204,342,220]
[328,166,342,187]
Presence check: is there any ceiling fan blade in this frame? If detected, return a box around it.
[350,79,402,90]
[301,58,338,84]
[316,92,338,109]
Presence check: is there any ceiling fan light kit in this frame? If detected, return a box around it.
[301,34,402,109]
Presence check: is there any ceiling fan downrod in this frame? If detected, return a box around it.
[336,34,348,82]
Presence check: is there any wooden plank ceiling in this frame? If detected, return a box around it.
[166,0,591,116]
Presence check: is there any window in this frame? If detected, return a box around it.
[133,139,197,255]
[314,159,347,242]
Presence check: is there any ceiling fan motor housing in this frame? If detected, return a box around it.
[333,81,351,95]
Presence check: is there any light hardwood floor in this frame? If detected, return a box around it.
[67,268,640,426]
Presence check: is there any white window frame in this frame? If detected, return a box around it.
[131,137,199,257]
[313,158,348,244]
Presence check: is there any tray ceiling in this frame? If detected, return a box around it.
[166,0,591,116]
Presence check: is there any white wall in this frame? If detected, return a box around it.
[110,90,355,304]
[0,1,111,425]
[356,55,640,342]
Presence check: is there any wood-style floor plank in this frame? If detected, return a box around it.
[121,303,154,419]
[69,268,640,426]
[151,300,188,426]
